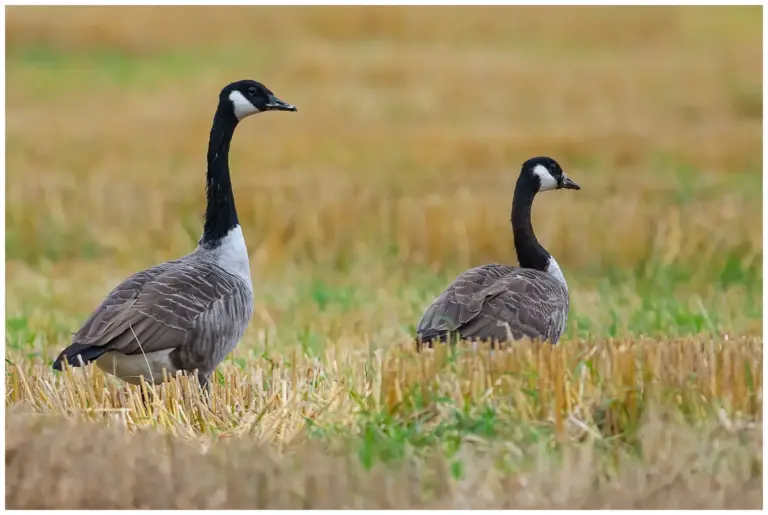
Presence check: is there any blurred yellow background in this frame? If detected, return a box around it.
[6,6,762,348]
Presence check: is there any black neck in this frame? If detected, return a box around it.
[511,173,550,272]
[201,104,240,247]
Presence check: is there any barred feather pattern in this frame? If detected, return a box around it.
[55,249,253,385]
[416,263,569,346]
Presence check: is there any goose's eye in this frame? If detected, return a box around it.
[247,87,257,96]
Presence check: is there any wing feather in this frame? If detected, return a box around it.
[55,259,247,370]
[416,264,569,346]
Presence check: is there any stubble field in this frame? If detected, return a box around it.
[4,5,763,509]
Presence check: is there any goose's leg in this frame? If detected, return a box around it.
[197,371,213,405]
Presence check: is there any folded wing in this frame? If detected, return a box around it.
[53,259,244,369]
[416,264,569,345]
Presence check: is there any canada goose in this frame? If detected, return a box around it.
[415,156,580,349]
[52,79,297,389]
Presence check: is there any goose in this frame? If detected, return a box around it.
[52,79,297,390]
[415,156,580,349]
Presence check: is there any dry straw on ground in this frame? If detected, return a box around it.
[6,337,763,439]
[6,407,762,509]
[6,337,763,508]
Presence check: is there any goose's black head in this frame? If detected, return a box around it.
[220,79,297,121]
[521,156,580,193]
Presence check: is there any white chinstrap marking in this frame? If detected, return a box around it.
[532,164,558,192]
[228,90,260,120]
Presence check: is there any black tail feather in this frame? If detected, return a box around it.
[52,343,108,371]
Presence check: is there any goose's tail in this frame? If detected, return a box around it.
[52,343,108,371]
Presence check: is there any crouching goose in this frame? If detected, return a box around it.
[415,156,580,348]
[53,80,297,389]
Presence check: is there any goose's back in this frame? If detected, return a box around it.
[416,264,569,345]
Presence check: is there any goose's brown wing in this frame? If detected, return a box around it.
[53,259,243,368]
[416,264,568,345]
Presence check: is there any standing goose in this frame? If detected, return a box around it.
[52,79,297,389]
[415,156,580,348]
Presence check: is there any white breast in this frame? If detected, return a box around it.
[546,256,568,292]
[209,225,252,284]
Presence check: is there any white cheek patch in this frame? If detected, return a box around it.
[532,164,558,192]
[229,90,260,120]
